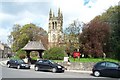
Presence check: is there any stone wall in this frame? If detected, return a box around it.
[57,62,96,71]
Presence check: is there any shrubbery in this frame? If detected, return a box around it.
[16,49,26,59]
[43,47,65,60]
[30,51,39,60]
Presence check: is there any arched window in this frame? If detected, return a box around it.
[52,22,54,29]
[55,22,57,28]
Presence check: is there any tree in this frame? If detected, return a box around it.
[8,23,48,52]
[64,20,83,56]
[80,19,110,58]
[98,6,120,60]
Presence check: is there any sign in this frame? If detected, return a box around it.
[64,57,69,62]
[73,52,80,58]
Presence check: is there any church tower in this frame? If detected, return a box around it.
[48,8,63,48]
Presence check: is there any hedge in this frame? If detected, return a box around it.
[43,47,65,60]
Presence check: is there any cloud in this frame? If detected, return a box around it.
[0,27,11,44]
[14,10,48,30]
[0,0,119,44]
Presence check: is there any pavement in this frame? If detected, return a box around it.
[0,58,92,74]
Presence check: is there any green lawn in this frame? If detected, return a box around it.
[53,57,119,63]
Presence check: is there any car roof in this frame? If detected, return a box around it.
[96,61,120,65]
[10,59,22,61]
[38,59,49,61]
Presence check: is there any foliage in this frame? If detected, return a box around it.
[98,6,120,60]
[79,6,120,60]
[64,20,83,55]
[43,47,65,60]
[30,51,39,60]
[8,23,48,52]
[80,18,110,58]
[16,49,26,59]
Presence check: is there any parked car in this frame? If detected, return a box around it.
[34,60,65,73]
[92,61,120,78]
[7,59,30,69]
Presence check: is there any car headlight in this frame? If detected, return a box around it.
[58,66,62,68]
[21,64,25,66]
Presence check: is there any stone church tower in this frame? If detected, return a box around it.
[48,8,63,48]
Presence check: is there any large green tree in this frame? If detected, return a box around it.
[64,20,83,56]
[97,6,120,60]
[8,23,48,52]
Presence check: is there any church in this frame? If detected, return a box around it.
[48,8,64,48]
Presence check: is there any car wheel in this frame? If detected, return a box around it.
[7,64,11,68]
[17,65,20,69]
[52,68,56,73]
[94,71,100,77]
[35,66,39,71]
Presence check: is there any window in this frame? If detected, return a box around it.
[100,62,106,67]
[52,22,54,29]
[55,22,57,28]
[106,62,119,68]
[43,60,49,64]
[38,60,43,63]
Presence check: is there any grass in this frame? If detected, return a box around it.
[53,57,119,63]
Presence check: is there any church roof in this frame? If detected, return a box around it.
[22,41,46,51]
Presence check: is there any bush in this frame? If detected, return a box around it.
[16,49,26,59]
[43,47,65,60]
[30,51,38,59]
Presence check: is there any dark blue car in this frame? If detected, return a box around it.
[34,60,65,73]
[92,61,120,78]
[7,59,30,69]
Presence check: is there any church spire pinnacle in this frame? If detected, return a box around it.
[49,8,52,18]
[58,8,61,17]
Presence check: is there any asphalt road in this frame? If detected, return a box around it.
[1,65,117,79]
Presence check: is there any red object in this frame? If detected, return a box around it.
[73,52,80,58]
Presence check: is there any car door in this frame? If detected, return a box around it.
[96,62,106,76]
[11,60,17,67]
[42,60,52,70]
[36,60,44,70]
[13,60,18,67]
[104,62,119,77]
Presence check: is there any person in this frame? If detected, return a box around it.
[67,59,71,65]
[23,57,28,63]
[103,53,106,60]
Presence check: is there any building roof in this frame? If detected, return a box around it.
[22,41,46,51]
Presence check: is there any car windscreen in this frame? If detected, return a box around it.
[49,60,56,64]
[17,60,24,63]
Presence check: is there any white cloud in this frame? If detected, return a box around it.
[13,10,48,30]
[0,27,11,44]
[52,0,119,24]
[0,13,15,22]
[0,0,119,44]
[1,0,51,2]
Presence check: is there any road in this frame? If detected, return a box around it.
[1,65,117,79]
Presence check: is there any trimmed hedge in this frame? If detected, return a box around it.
[43,47,65,60]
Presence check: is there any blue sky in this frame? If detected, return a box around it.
[0,0,119,45]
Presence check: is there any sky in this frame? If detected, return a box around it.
[0,0,119,45]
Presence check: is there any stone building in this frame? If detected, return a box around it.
[48,8,64,48]
[0,42,12,58]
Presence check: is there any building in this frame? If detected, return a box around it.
[48,8,64,48]
[0,42,12,58]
